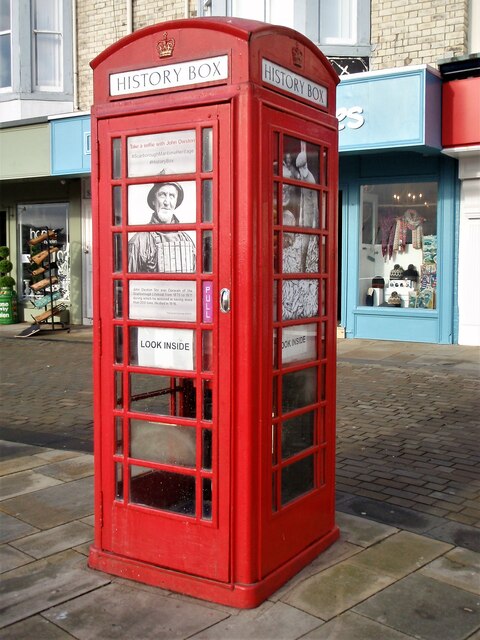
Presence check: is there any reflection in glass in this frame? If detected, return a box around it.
[282,411,315,460]
[113,186,122,226]
[202,230,213,273]
[273,280,278,322]
[320,235,327,273]
[115,371,123,408]
[202,128,213,173]
[114,325,123,364]
[202,478,212,520]
[129,374,196,418]
[112,138,122,179]
[202,331,213,371]
[113,233,122,272]
[203,381,213,421]
[273,132,279,176]
[115,463,123,500]
[282,367,317,414]
[282,279,318,321]
[114,280,123,318]
[321,278,327,316]
[130,419,196,467]
[281,455,314,505]
[130,465,195,515]
[202,429,212,470]
[115,417,123,454]
[202,180,213,222]
[273,182,279,225]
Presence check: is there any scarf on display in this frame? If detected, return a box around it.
[393,209,424,253]
[380,210,397,259]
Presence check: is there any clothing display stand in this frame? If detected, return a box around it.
[15,228,69,338]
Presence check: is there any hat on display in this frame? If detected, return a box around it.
[390,264,405,280]
[387,291,402,306]
[372,276,385,288]
[404,264,419,282]
[147,182,184,210]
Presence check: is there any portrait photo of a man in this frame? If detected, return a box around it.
[128,182,196,273]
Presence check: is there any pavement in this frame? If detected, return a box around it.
[0,323,479,639]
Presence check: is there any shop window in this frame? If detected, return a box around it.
[17,202,69,303]
[359,183,438,310]
[199,0,370,56]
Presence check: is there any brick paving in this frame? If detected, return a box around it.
[0,330,479,530]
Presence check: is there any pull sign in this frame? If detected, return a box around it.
[220,288,231,314]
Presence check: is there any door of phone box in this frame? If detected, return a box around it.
[89,17,339,609]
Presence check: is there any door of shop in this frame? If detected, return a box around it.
[95,104,231,582]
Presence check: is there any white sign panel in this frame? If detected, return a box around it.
[129,280,196,321]
[262,59,328,108]
[137,327,195,370]
[127,130,196,177]
[110,55,229,97]
[282,324,317,364]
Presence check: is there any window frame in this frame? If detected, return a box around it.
[0,0,72,103]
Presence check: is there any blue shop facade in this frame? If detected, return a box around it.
[337,65,458,344]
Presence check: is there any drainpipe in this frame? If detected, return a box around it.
[126,0,133,34]
[72,0,78,110]
[185,0,189,17]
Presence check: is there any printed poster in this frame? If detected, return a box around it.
[129,280,196,321]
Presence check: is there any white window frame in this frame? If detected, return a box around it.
[0,0,12,91]
[32,0,64,92]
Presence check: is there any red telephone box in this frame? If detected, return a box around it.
[89,17,339,608]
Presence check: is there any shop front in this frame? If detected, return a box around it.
[337,65,458,344]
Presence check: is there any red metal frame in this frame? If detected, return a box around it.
[89,16,339,608]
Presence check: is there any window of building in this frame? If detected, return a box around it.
[199,0,371,56]
[0,0,11,90]
[0,0,72,106]
[358,183,438,311]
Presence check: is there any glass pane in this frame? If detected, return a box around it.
[321,191,328,229]
[202,180,213,222]
[272,471,278,512]
[359,182,438,309]
[283,234,319,273]
[282,279,318,321]
[320,235,327,273]
[114,325,123,364]
[113,280,123,318]
[34,0,61,30]
[35,33,62,89]
[202,128,213,173]
[129,327,195,371]
[273,182,279,225]
[322,148,328,186]
[320,321,327,358]
[112,138,122,179]
[272,424,278,464]
[273,280,278,322]
[130,419,196,467]
[283,136,320,184]
[129,374,196,418]
[318,406,326,444]
[202,429,212,470]
[282,367,317,414]
[115,463,123,500]
[113,233,122,273]
[128,230,196,274]
[202,230,213,273]
[320,0,356,44]
[273,132,279,176]
[202,330,213,371]
[115,371,123,409]
[272,328,278,369]
[298,188,319,228]
[130,465,195,515]
[113,186,122,226]
[128,182,195,225]
[320,278,327,316]
[282,411,315,460]
[320,363,327,401]
[281,323,317,365]
[202,381,213,421]
[272,377,278,417]
[0,34,11,88]
[273,232,280,273]
[115,417,123,455]
[202,478,212,520]
[127,130,196,178]
[281,455,314,505]
[0,0,11,31]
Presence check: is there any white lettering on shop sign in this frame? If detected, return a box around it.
[336,106,365,130]
[110,55,229,97]
[262,59,328,108]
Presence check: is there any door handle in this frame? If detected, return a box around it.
[220,288,231,313]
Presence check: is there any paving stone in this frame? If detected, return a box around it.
[0,476,93,529]
[44,582,230,639]
[11,521,93,559]
[301,610,415,639]
[420,547,480,595]
[348,531,452,578]
[38,454,94,481]
[0,512,39,544]
[335,512,398,548]
[425,521,480,553]
[34,449,83,462]
[0,615,75,639]
[284,560,395,621]
[0,469,64,501]
[0,440,46,461]
[0,455,50,476]
[190,600,322,639]
[0,545,32,573]
[0,549,110,628]
[355,573,480,640]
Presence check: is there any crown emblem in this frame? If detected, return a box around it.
[157,32,175,58]
[292,44,303,68]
